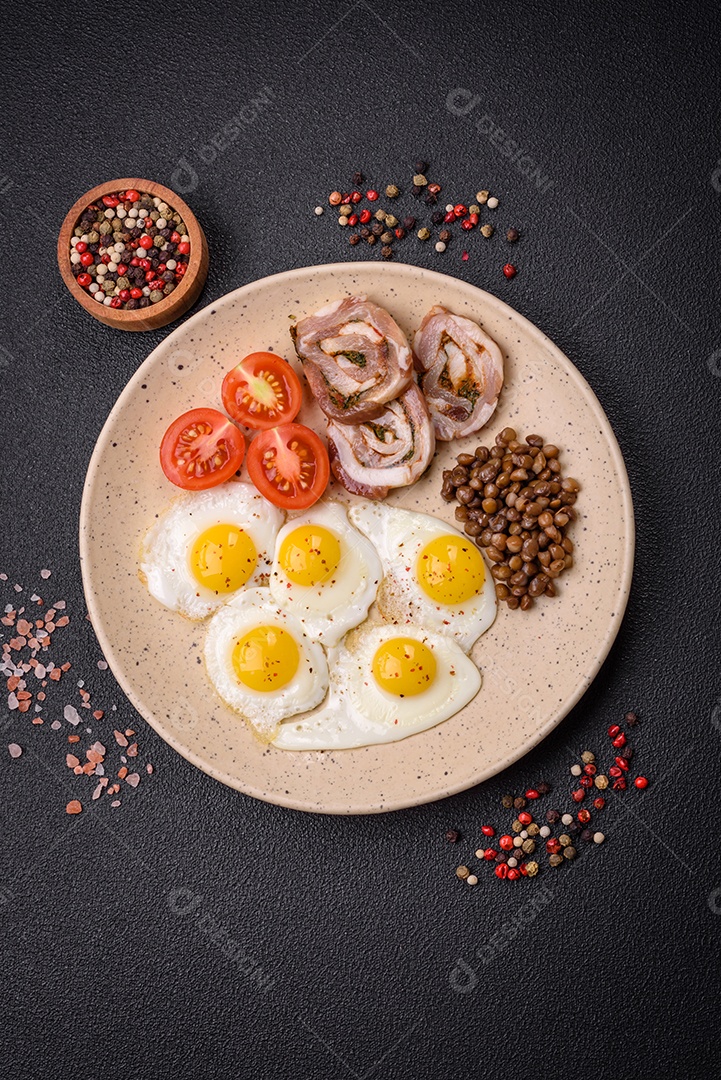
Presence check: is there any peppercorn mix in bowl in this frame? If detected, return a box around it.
[58,178,209,331]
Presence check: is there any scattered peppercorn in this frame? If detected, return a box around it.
[501,794,514,809]
[503,263,517,279]
[625,711,638,726]
[413,174,428,187]
[634,776,649,789]
[417,227,431,240]
[403,215,416,230]
[349,234,360,246]
[380,231,394,244]
[385,184,400,198]
[414,160,428,174]
[439,229,451,243]
[432,211,445,225]
[381,245,393,259]
[446,828,460,843]
[435,241,447,253]
[506,227,520,242]
[546,809,560,823]
[549,853,564,868]
[456,865,470,880]
[563,845,577,861]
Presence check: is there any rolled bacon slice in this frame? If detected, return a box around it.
[327,382,435,500]
[290,296,413,424]
[413,305,504,441]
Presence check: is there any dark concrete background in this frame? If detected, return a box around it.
[1,1,720,1077]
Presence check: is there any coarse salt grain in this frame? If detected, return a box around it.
[8,743,22,758]
[125,773,140,788]
[40,570,51,579]
[51,720,61,730]
[64,704,81,726]
[97,660,108,670]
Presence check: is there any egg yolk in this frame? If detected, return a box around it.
[372,637,437,698]
[190,524,257,594]
[278,525,341,587]
[416,534,485,605]
[232,625,300,692]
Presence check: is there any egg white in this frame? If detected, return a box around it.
[272,623,481,750]
[347,503,496,653]
[204,588,329,740]
[140,483,284,619]
[268,501,383,647]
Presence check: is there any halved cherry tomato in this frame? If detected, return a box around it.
[160,408,245,490]
[246,423,329,509]
[222,352,303,430]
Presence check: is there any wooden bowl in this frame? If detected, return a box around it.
[57,178,209,332]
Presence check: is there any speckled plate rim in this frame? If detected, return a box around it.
[79,262,635,814]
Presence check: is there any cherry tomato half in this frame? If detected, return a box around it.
[160,408,245,490]
[246,423,329,510]
[222,352,303,430]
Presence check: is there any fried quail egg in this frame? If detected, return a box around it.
[273,623,481,750]
[347,503,496,653]
[204,587,329,740]
[268,501,382,646]
[140,483,284,619]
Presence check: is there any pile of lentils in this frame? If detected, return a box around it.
[69,188,191,310]
[314,162,519,277]
[451,712,649,885]
[441,427,580,611]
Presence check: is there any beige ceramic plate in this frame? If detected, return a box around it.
[80,262,634,814]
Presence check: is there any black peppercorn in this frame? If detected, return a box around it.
[536,781,551,795]
[403,215,416,230]
[501,794,513,809]
[513,796,526,810]
[431,211,444,225]
[381,245,393,259]
[411,186,422,199]
[445,829,460,843]
[349,234,360,246]
[371,221,384,236]
[546,808,560,823]
[625,711,638,726]
[414,160,428,174]
[424,192,438,205]
[506,227,520,242]
[352,171,363,186]
[439,229,451,242]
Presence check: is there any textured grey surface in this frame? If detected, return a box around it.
[1,1,720,1077]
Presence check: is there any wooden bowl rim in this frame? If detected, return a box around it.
[57,178,207,329]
